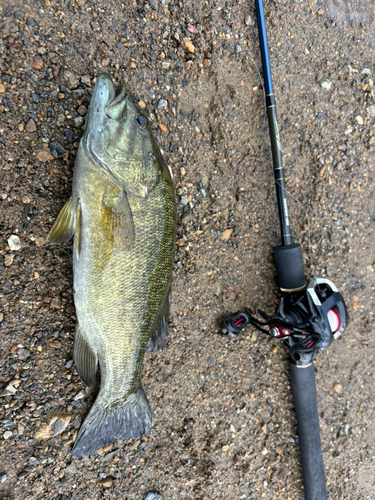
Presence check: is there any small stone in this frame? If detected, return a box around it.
[28,457,39,466]
[81,75,91,86]
[18,123,24,132]
[203,59,211,68]
[333,383,342,393]
[145,494,163,500]
[91,21,100,31]
[182,38,195,53]
[186,24,197,34]
[22,195,31,204]
[51,297,62,308]
[63,70,79,90]
[101,59,110,67]
[18,348,30,360]
[362,68,371,76]
[221,229,233,241]
[4,254,14,267]
[3,431,12,440]
[158,123,168,133]
[158,99,168,109]
[25,118,37,133]
[129,61,137,69]
[235,44,242,54]
[49,141,67,159]
[8,235,21,251]
[149,0,158,10]
[35,236,46,247]
[204,51,212,59]
[319,78,332,91]
[341,97,352,104]
[162,62,171,69]
[185,61,193,70]
[261,447,269,455]
[98,477,113,488]
[355,115,363,125]
[0,474,7,484]
[66,463,79,474]
[245,15,253,25]
[367,105,375,117]
[0,83,6,93]
[180,196,188,206]
[35,414,71,440]
[1,385,17,396]
[77,105,87,116]
[48,340,62,348]
[73,390,86,401]
[74,116,84,127]
[32,55,43,70]
[36,149,54,162]
[138,100,146,109]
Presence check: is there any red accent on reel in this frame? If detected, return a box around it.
[327,308,341,333]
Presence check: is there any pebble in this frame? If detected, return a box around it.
[35,414,71,440]
[158,99,168,109]
[355,115,363,125]
[221,229,233,241]
[261,447,269,455]
[18,348,30,360]
[333,383,342,393]
[63,70,79,90]
[367,105,375,117]
[49,141,67,159]
[158,123,168,133]
[203,59,211,68]
[4,254,14,267]
[245,15,253,25]
[145,494,163,500]
[0,474,7,484]
[74,116,84,127]
[3,431,13,440]
[8,235,21,251]
[235,44,242,54]
[319,78,332,91]
[22,195,31,204]
[180,196,188,206]
[186,24,197,34]
[182,38,195,53]
[185,61,193,70]
[81,75,91,86]
[36,149,54,162]
[25,118,37,133]
[0,83,6,93]
[91,21,100,31]
[66,463,79,474]
[98,477,113,488]
[32,55,43,70]
[77,105,87,116]
[149,0,158,10]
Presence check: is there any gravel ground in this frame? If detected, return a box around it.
[0,0,374,499]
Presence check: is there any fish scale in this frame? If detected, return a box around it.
[47,73,176,457]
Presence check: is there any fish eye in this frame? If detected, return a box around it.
[136,115,147,129]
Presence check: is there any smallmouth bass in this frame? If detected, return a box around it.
[47,73,176,458]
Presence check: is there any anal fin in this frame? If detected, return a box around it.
[47,197,75,244]
[73,324,98,388]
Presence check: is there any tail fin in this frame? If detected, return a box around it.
[71,388,152,458]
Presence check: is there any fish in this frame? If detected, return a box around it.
[47,73,176,458]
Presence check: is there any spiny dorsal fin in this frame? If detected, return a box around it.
[73,324,98,388]
[75,198,82,260]
[47,197,75,244]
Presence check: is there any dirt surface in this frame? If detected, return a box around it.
[0,0,374,499]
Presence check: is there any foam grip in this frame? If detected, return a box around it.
[289,363,327,500]
[273,244,306,291]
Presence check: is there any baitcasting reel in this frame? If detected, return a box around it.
[222,277,347,366]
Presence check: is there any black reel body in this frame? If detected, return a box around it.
[222,277,347,366]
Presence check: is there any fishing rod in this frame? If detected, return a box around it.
[221,1,348,499]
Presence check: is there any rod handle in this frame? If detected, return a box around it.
[289,363,327,500]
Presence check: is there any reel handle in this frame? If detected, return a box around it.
[289,363,327,500]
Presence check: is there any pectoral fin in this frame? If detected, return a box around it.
[73,324,98,388]
[47,197,75,244]
[102,191,135,251]
[146,288,171,352]
[75,198,82,260]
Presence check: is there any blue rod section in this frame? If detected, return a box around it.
[254,0,273,96]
